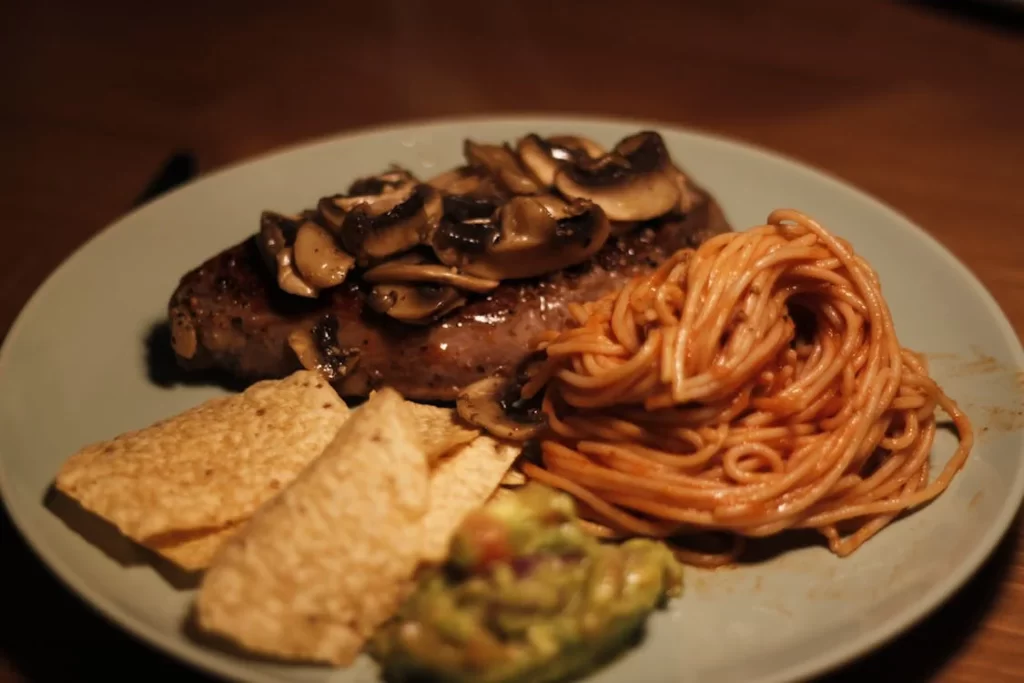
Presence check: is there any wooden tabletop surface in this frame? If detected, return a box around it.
[2,0,1023,681]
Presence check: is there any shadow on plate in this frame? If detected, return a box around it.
[731,418,964,565]
[43,484,201,590]
[739,529,829,564]
[1,501,213,682]
[145,320,250,393]
[181,603,650,680]
[180,607,305,665]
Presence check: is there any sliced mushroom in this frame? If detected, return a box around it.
[464,140,541,195]
[426,166,504,198]
[367,283,466,325]
[442,193,504,224]
[428,193,503,262]
[553,131,680,222]
[363,253,499,294]
[292,221,355,289]
[287,316,360,382]
[516,134,606,188]
[257,211,318,298]
[317,196,349,230]
[457,376,545,441]
[339,184,443,264]
[317,167,418,230]
[258,210,300,254]
[547,135,606,160]
[348,167,417,197]
[276,254,318,298]
[432,195,612,280]
[672,166,696,214]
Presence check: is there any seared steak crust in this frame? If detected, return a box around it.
[169,186,730,401]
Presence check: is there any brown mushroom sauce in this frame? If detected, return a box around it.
[256,131,694,333]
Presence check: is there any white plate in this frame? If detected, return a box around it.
[1,116,1022,683]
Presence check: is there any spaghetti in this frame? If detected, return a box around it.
[519,209,973,567]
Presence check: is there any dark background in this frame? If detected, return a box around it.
[2,1,1023,681]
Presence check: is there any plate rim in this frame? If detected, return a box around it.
[2,113,1022,683]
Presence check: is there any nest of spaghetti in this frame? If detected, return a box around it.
[463,208,974,568]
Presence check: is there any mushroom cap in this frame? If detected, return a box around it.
[256,130,693,302]
[257,211,319,298]
[547,135,606,160]
[516,134,606,188]
[456,376,545,441]
[275,250,319,298]
[431,195,612,281]
[339,184,443,264]
[553,131,680,222]
[287,317,360,382]
[258,211,301,251]
[367,283,466,325]
[292,221,356,289]
[464,140,541,196]
[431,194,504,260]
[363,253,499,294]
[347,167,417,196]
[316,167,418,231]
[317,196,347,230]
[427,166,505,198]
[671,165,696,214]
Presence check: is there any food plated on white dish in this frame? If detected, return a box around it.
[1,117,1021,683]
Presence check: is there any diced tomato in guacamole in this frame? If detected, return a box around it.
[370,483,682,683]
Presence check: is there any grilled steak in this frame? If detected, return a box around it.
[168,185,730,402]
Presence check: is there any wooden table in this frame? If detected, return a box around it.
[2,0,1022,681]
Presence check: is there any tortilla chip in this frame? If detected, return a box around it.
[146,523,244,572]
[145,401,478,572]
[404,401,479,464]
[500,467,527,487]
[196,387,429,666]
[420,436,521,562]
[160,413,504,573]
[55,371,349,542]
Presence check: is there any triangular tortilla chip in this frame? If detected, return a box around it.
[56,371,349,541]
[196,388,429,666]
[405,401,480,464]
[130,399,476,572]
[146,523,244,572]
[420,436,521,562]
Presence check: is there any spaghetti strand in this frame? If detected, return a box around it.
[522,210,974,566]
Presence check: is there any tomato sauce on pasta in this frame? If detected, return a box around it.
[518,209,973,567]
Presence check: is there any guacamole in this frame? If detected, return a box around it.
[371,483,682,683]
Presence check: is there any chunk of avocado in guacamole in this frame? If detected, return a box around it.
[370,483,682,683]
